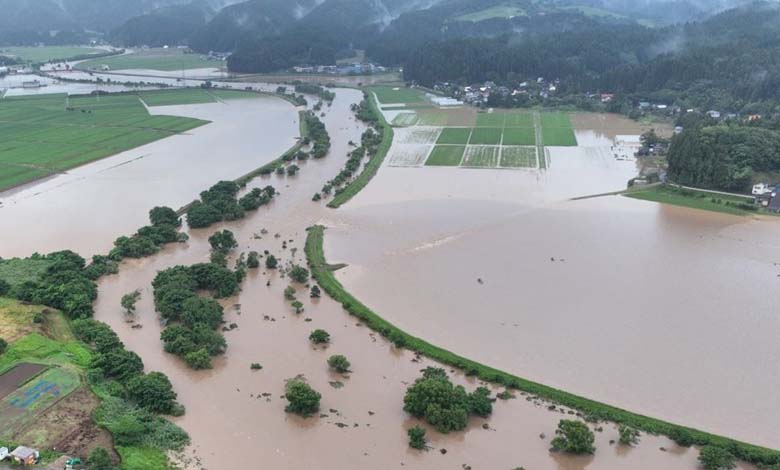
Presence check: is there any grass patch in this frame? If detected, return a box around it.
[462,146,499,168]
[117,446,169,470]
[327,93,393,208]
[139,89,216,107]
[0,91,208,191]
[476,113,505,127]
[305,225,780,468]
[0,258,51,287]
[542,126,577,146]
[500,147,537,168]
[469,127,502,145]
[424,145,465,166]
[505,112,533,127]
[391,112,418,127]
[541,112,573,128]
[77,48,217,72]
[436,128,471,145]
[368,86,426,105]
[624,185,756,216]
[1,46,104,63]
[502,127,535,145]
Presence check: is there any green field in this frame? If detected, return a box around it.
[476,112,505,127]
[78,48,218,72]
[502,127,535,145]
[0,258,52,287]
[469,127,503,145]
[500,146,537,168]
[455,5,527,21]
[505,112,533,127]
[425,145,465,166]
[436,127,471,145]
[624,185,757,216]
[0,91,211,191]
[1,46,104,63]
[541,112,577,146]
[369,85,427,105]
[462,146,499,167]
[391,112,418,126]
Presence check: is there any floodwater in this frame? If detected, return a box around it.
[323,110,780,449]
[0,94,298,258]
[88,88,757,469]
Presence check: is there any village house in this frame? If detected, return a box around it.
[9,446,39,465]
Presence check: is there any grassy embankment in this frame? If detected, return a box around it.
[305,225,780,467]
[77,48,217,72]
[625,184,759,216]
[327,92,393,208]
[1,46,105,63]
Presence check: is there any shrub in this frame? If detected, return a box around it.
[265,255,278,269]
[250,363,263,370]
[309,329,330,344]
[467,386,493,418]
[149,206,181,227]
[87,447,114,470]
[247,252,260,268]
[121,290,141,314]
[289,265,310,283]
[184,349,213,369]
[669,427,695,447]
[618,425,640,446]
[327,354,351,373]
[208,230,238,254]
[284,286,296,301]
[698,446,736,470]
[291,300,304,314]
[284,379,321,417]
[408,426,427,450]
[126,372,178,414]
[550,420,595,454]
[310,285,321,298]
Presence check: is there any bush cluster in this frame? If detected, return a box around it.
[187,181,276,229]
[110,206,185,260]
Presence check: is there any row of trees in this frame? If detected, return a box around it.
[187,181,276,229]
[110,206,186,259]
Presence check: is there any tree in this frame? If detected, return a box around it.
[265,255,278,269]
[127,372,178,414]
[309,329,330,344]
[0,279,10,296]
[408,425,427,450]
[550,420,595,454]
[208,230,238,254]
[467,386,493,418]
[698,446,736,470]
[403,367,471,433]
[284,379,321,417]
[247,251,260,268]
[291,300,304,314]
[149,206,180,227]
[618,425,640,446]
[289,265,309,283]
[184,348,212,369]
[310,285,321,298]
[120,290,141,314]
[327,354,351,373]
[0,337,7,355]
[87,447,114,470]
[284,286,296,301]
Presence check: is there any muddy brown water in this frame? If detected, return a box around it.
[3,80,770,468]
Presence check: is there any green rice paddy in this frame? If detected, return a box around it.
[436,128,472,145]
[502,127,535,145]
[77,48,218,72]
[469,127,502,145]
[425,145,465,166]
[369,85,427,105]
[0,89,242,191]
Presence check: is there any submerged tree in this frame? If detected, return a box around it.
[408,426,427,450]
[284,378,321,417]
[550,420,595,454]
[120,290,141,314]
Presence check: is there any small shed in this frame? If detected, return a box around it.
[10,446,39,465]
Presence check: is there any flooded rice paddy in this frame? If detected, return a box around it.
[2,76,775,469]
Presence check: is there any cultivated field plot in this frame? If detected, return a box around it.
[424,145,465,166]
[462,146,499,168]
[77,48,217,71]
[476,112,506,127]
[0,91,211,191]
[387,144,432,166]
[392,112,418,126]
[541,112,577,146]
[500,146,538,168]
[502,127,535,145]
[0,363,47,400]
[398,128,441,145]
[469,127,503,145]
[369,86,427,105]
[0,366,80,439]
[475,110,533,128]
[1,46,104,63]
[436,128,471,145]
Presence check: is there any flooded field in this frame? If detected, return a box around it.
[323,109,780,449]
[0,94,298,258]
[3,73,775,468]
